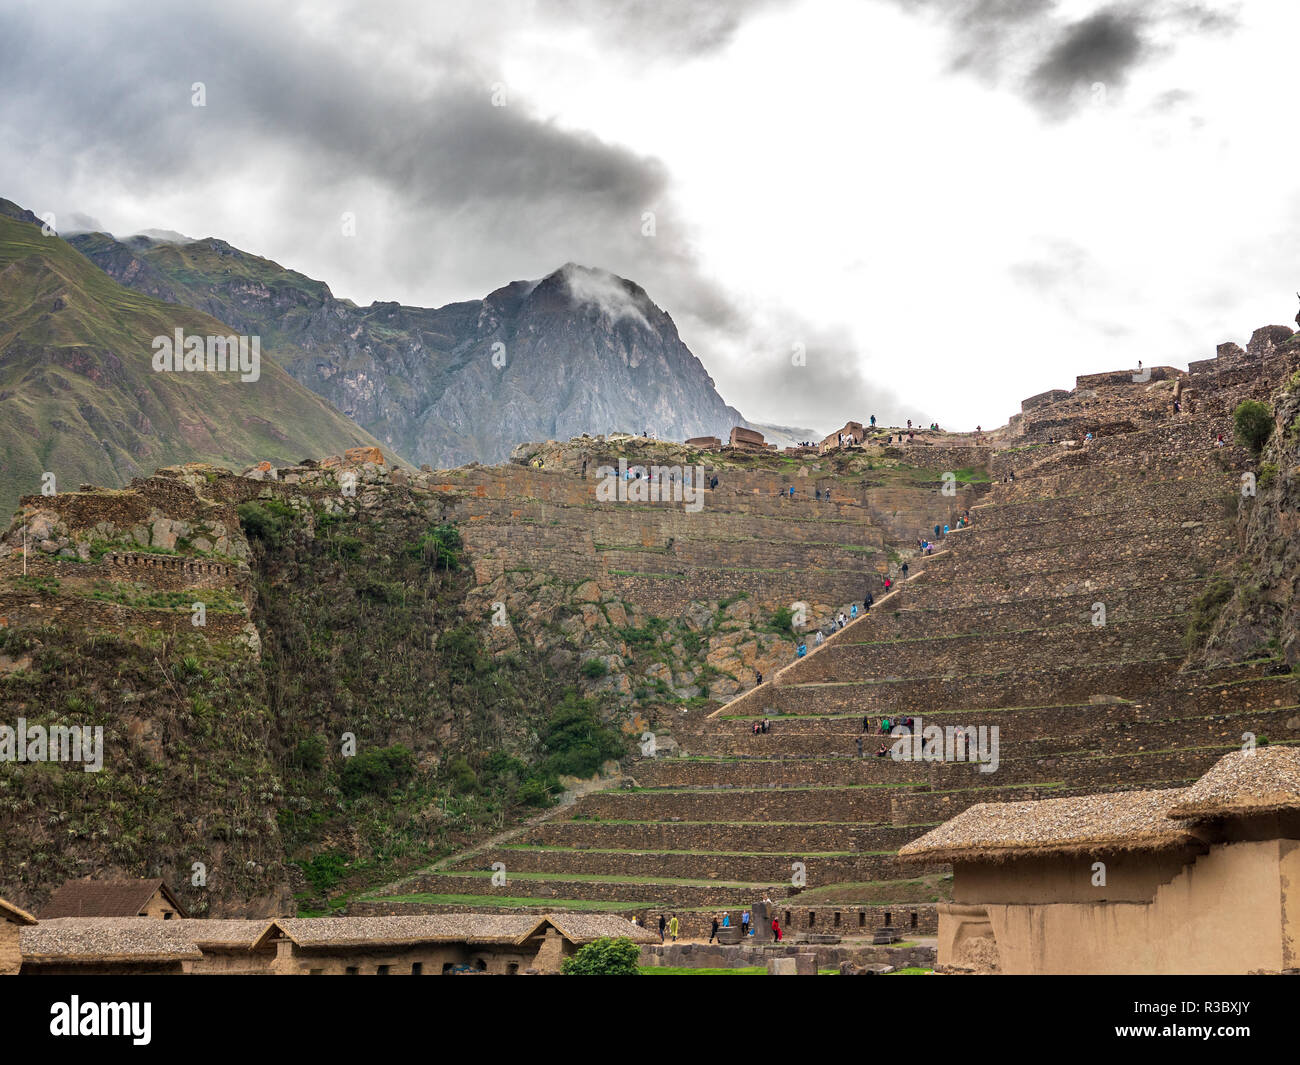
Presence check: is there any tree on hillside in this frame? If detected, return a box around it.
[1233,400,1273,453]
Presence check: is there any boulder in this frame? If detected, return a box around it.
[840,962,895,976]
[345,446,386,465]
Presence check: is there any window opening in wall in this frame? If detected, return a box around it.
[411,962,423,975]
[884,911,892,926]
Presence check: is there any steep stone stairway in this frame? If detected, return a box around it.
[362,337,1300,934]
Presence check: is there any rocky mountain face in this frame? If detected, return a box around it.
[1202,348,1300,668]
[66,232,810,466]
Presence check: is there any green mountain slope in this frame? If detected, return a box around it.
[0,206,390,515]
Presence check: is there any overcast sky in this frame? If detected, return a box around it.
[2,0,1296,435]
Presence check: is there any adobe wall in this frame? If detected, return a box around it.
[0,920,22,975]
[965,839,1297,974]
[278,941,540,975]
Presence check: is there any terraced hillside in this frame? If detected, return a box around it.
[360,328,1300,935]
[0,426,970,917]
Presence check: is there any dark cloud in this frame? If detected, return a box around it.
[1027,9,1146,114]
[889,0,1241,119]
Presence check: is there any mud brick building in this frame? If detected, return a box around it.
[902,747,1300,974]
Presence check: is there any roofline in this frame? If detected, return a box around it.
[899,834,1206,864]
[0,897,38,925]
[154,881,190,919]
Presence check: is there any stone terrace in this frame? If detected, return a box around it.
[367,333,1300,938]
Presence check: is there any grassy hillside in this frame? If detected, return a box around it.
[0,210,390,516]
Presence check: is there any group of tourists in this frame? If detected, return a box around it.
[669,909,763,943]
[750,719,772,735]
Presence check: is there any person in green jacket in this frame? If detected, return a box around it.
[668,915,680,941]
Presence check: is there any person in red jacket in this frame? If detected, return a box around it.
[772,917,782,942]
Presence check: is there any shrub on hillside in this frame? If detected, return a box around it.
[237,500,296,547]
[339,744,415,797]
[1233,400,1273,453]
[535,691,626,781]
[766,605,795,633]
[561,936,641,975]
[409,523,462,571]
[292,735,326,775]
[1185,577,1233,648]
[445,753,479,794]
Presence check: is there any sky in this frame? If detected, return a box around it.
[1,0,1296,436]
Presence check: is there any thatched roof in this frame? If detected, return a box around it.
[544,913,658,944]
[39,878,188,919]
[898,788,1201,863]
[17,912,654,963]
[275,914,541,949]
[0,897,37,925]
[174,919,279,950]
[1168,746,1300,819]
[275,913,653,949]
[20,918,203,963]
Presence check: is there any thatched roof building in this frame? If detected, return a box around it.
[275,913,656,950]
[11,912,655,974]
[40,878,188,920]
[906,746,1300,975]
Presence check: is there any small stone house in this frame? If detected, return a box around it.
[40,878,188,920]
[900,747,1300,974]
[819,421,865,453]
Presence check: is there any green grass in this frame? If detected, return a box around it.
[640,966,765,975]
